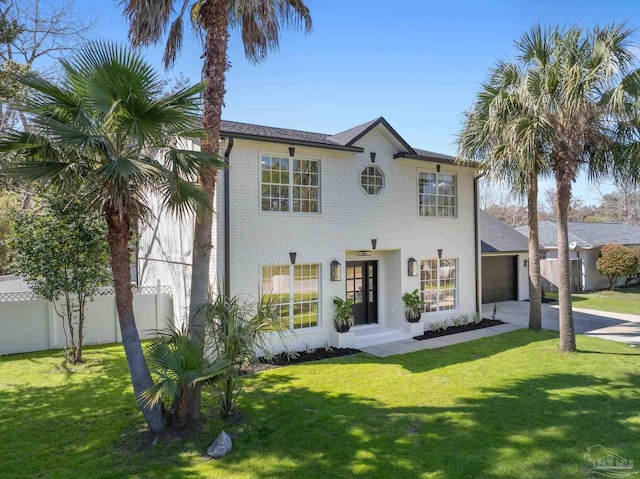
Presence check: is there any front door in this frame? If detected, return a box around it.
[346,261,378,325]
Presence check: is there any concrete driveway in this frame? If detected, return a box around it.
[483,301,640,344]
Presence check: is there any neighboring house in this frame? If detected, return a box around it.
[138,117,481,351]
[516,221,640,291]
[479,211,529,303]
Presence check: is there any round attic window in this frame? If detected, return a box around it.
[360,165,385,195]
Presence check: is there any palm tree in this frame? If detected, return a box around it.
[515,24,640,352]
[0,42,223,432]
[122,0,312,420]
[458,60,551,331]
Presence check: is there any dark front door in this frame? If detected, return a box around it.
[346,261,378,325]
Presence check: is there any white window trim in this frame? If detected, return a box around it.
[262,263,322,331]
[359,164,385,196]
[420,258,459,314]
[259,153,322,215]
[417,170,458,218]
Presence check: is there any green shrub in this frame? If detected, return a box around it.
[596,244,638,291]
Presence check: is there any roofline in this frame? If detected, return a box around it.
[219,131,364,153]
[393,151,476,167]
[345,117,415,153]
[481,251,528,256]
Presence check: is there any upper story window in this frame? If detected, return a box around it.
[418,172,457,217]
[261,156,319,213]
[360,165,384,195]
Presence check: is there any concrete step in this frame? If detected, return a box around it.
[350,325,412,349]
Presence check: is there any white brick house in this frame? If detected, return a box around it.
[138,117,482,351]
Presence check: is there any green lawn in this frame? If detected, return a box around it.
[546,284,640,315]
[2,331,640,478]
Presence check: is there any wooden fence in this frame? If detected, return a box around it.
[0,281,173,355]
[540,259,583,293]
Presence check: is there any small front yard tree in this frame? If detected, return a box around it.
[596,244,638,291]
[10,196,109,363]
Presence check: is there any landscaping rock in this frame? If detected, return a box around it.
[207,431,232,458]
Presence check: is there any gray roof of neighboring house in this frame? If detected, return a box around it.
[515,221,640,248]
[480,210,529,254]
[220,117,462,164]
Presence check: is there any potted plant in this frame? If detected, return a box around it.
[402,289,423,323]
[333,296,355,333]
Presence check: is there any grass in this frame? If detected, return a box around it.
[546,284,640,315]
[2,331,640,478]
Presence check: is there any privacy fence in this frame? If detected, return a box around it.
[0,281,173,355]
[540,259,583,293]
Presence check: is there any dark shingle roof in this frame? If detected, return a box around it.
[516,221,640,248]
[220,117,463,164]
[480,210,529,254]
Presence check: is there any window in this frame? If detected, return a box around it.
[262,264,320,330]
[420,258,457,312]
[261,156,319,212]
[360,165,384,195]
[418,173,456,217]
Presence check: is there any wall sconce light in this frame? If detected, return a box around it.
[437,248,443,259]
[524,259,529,267]
[330,260,341,281]
[371,239,377,250]
[436,164,441,173]
[288,147,295,157]
[370,152,376,163]
[289,252,297,265]
[408,257,418,276]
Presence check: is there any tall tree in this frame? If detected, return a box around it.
[458,60,550,331]
[122,0,312,420]
[0,42,223,432]
[516,24,640,352]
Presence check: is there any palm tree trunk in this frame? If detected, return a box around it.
[556,177,576,352]
[185,0,229,422]
[106,209,165,433]
[526,170,542,330]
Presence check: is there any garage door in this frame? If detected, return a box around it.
[482,256,517,303]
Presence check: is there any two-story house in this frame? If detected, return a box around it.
[138,117,481,351]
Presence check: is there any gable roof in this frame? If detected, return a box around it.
[480,210,529,254]
[220,118,465,165]
[516,221,640,248]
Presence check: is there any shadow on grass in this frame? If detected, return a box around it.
[2,336,639,478]
[216,370,640,479]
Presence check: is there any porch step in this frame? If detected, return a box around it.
[351,325,413,349]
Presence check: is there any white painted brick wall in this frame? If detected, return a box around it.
[218,124,479,349]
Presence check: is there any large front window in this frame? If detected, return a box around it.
[261,156,319,213]
[418,173,456,217]
[420,258,458,312]
[262,264,320,330]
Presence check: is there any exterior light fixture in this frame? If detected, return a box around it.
[289,252,297,265]
[370,152,376,163]
[371,239,377,250]
[436,164,441,173]
[330,260,341,281]
[408,257,418,276]
[437,248,443,259]
[524,259,529,267]
[289,147,295,157]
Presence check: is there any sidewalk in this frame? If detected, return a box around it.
[360,301,640,358]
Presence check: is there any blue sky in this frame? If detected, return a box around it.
[74,1,640,203]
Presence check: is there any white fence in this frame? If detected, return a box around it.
[0,282,173,355]
[0,274,32,293]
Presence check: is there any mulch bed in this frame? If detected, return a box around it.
[413,318,505,341]
[242,347,361,374]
